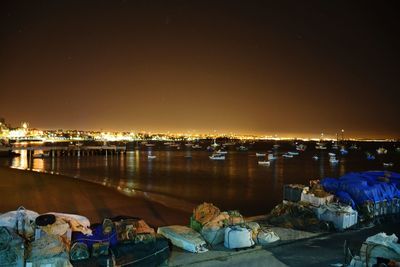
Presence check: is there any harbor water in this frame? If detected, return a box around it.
[1,142,399,216]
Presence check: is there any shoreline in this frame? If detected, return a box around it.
[0,166,191,227]
[8,164,198,214]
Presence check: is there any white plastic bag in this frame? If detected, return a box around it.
[254,229,280,245]
[0,207,38,239]
[157,225,208,253]
[224,226,254,249]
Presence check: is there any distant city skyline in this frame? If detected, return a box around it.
[1,1,399,139]
[0,118,397,140]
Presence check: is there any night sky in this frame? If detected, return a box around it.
[1,1,399,138]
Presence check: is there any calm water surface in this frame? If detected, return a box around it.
[2,143,400,216]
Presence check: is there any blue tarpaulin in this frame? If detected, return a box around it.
[320,171,400,207]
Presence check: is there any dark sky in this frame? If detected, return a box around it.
[1,1,399,138]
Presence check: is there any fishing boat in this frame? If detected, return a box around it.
[376,147,388,155]
[282,153,293,158]
[209,153,225,160]
[288,151,299,156]
[256,153,266,157]
[258,160,270,166]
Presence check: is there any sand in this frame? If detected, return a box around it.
[0,167,191,227]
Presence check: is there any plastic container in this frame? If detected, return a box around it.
[301,192,334,206]
[318,204,358,230]
[283,185,307,202]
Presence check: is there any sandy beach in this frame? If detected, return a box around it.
[0,167,191,227]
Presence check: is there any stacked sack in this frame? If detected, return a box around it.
[70,215,170,267]
[187,202,279,250]
[0,207,171,267]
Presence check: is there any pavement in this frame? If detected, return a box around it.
[167,220,400,267]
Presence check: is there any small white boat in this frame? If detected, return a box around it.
[315,143,327,150]
[282,154,293,158]
[383,162,394,167]
[377,147,388,155]
[296,144,307,151]
[256,153,266,157]
[237,146,248,151]
[273,144,280,149]
[216,150,228,155]
[223,142,236,146]
[148,155,156,159]
[340,148,348,155]
[33,152,50,158]
[192,144,202,149]
[211,140,219,148]
[329,158,339,164]
[312,155,319,160]
[185,143,193,147]
[209,154,225,160]
[349,144,358,150]
[328,152,336,157]
[268,154,276,160]
[145,143,156,147]
[287,151,299,156]
[258,160,270,166]
[331,144,339,150]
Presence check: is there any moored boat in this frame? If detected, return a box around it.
[340,147,348,155]
[209,154,225,160]
[216,149,228,155]
[383,162,394,167]
[329,157,339,164]
[376,147,388,155]
[296,144,307,151]
[315,142,327,150]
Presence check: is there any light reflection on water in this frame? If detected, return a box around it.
[4,148,400,216]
